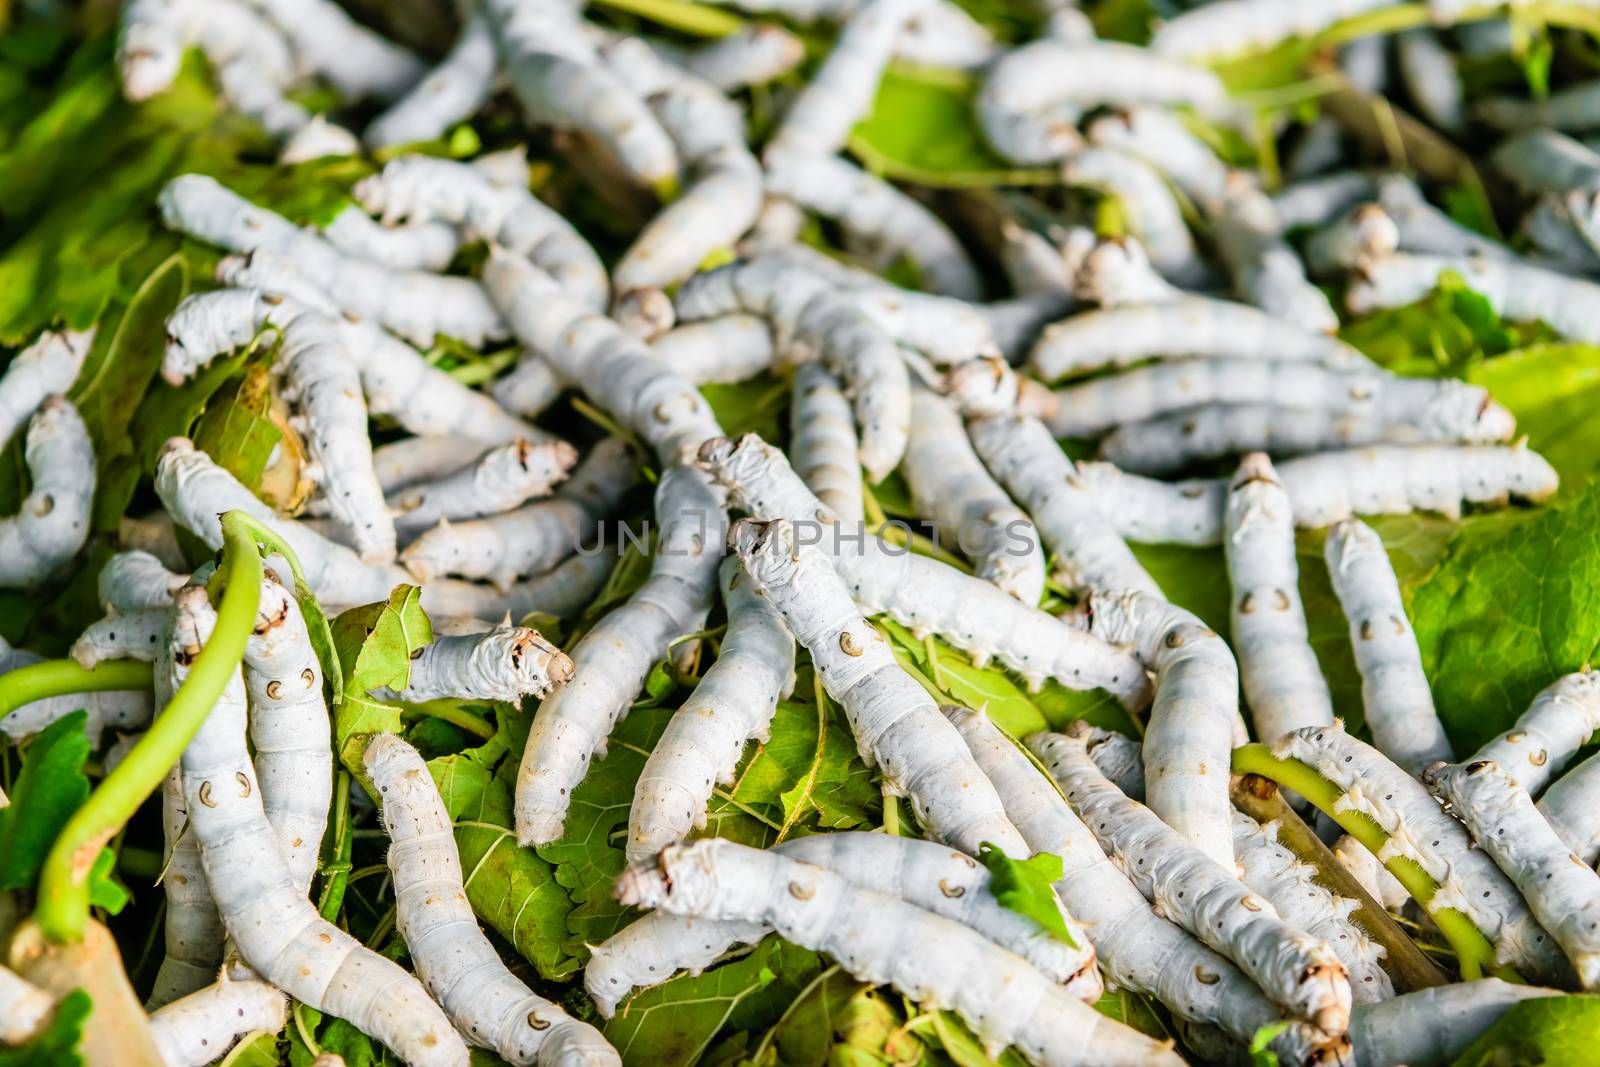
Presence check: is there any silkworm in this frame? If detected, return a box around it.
[1029,730,1354,1032]
[1211,174,1339,333]
[1520,194,1600,273]
[1478,78,1600,132]
[1274,723,1567,981]
[1325,518,1455,775]
[649,315,777,386]
[1538,752,1600,864]
[1225,454,1335,743]
[842,286,998,366]
[365,734,620,1065]
[0,396,94,588]
[1027,296,1370,383]
[947,706,1346,1066]
[1471,672,1600,795]
[147,967,288,1067]
[966,412,1149,598]
[1491,129,1600,195]
[1348,979,1562,1067]
[249,0,423,101]
[319,207,461,273]
[164,586,469,1065]
[1376,176,1518,260]
[1427,759,1600,988]
[675,256,909,480]
[387,626,573,704]
[364,11,496,148]
[1272,170,1379,231]
[515,464,725,845]
[158,174,504,347]
[100,550,188,614]
[616,838,1176,1067]
[400,437,637,589]
[1396,29,1463,132]
[672,24,805,89]
[1305,204,1401,276]
[0,637,151,745]
[627,557,794,863]
[0,329,92,448]
[1064,148,1212,289]
[276,114,360,164]
[907,393,1047,604]
[372,437,496,495]
[71,609,170,668]
[790,364,865,525]
[492,353,567,418]
[419,550,619,627]
[1086,107,1231,211]
[696,434,1152,704]
[391,439,578,537]
[731,516,1030,856]
[1332,834,1410,912]
[1072,235,1185,307]
[1070,589,1244,869]
[355,154,608,312]
[1150,0,1396,59]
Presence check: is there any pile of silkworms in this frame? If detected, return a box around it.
[10,0,1600,1064]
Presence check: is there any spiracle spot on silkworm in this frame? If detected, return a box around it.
[266,680,283,699]
[527,1012,551,1031]
[1194,966,1219,985]
[199,781,216,807]
[839,631,863,656]
[788,880,816,900]
[938,879,965,899]
[235,771,251,796]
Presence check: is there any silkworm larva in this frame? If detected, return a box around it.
[1211,174,1339,333]
[365,734,620,1065]
[1065,148,1212,289]
[1086,107,1230,211]
[1273,170,1379,231]
[389,626,573,704]
[1226,454,1335,743]
[697,434,1152,705]
[842,286,998,366]
[1325,519,1454,775]
[1150,0,1395,59]
[966,411,1149,599]
[165,587,469,1065]
[0,397,94,588]
[1396,29,1463,132]
[0,638,151,745]
[0,964,54,1045]
[627,556,794,863]
[1029,730,1353,1032]
[248,0,423,102]
[790,364,865,526]
[276,114,360,164]
[1471,672,1600,795]
[0,328,91,447]
[147,968,287,1067]
[71,609,170,669]
[1332,834,1410,912]
[100,549,189,613]
[1539,751,1600,864]
[1376,176,1518,261]
[649,315,777,386]
[1426,759,1600,988]
[1478,78,1600,132]
[1072,235,1186,308]
[1491,129,1600,196]
[1027,296,1370,383]
[492,352,567,419]
[673,24,805,89]
[1520,194,1600,273]
[419,551,619,627]
[391,439,578,536]
[1305,204,1401,277]
[1348,979,1562,1067]
[616,838,1178,1067]
[319,207,461,273]
[363,11,496,148]
[515,465,726,845]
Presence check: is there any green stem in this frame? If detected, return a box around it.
[1232,744,1511,981]
[0,661,153,725]
[318,771,354,923]
[397,700,496,741]
[591,0,744,37]
[34,511,263,944]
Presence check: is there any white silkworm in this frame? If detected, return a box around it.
[388,626,573,704]
[966,412,1151,599]
[0,329,91,446]
[492,353,566,418]
[1100,372,1514,473]
[906,392,1047,604]
[1471,672,1600,795]
[391,439,578,536]
[650,315,777,386]
[1075,444,1559,547]
[484,251,725,464]
[372,437,491,494]
[790,364,865,525]
[155,438,411,610]
[841,285,998,365]
[1070,589,1240,869]
[119,0,297,108]
[100,550,188,612]
[1377,176,1517,261]
[365,734,620,1066]
[674,25,805,89]
[605,45,763,296]
[675,256,909,480]
[1396,29,1463,132]
[1427,758,1600,988]
[1539,752,1600,864]
[1064,148,1211,289]
[242,576,330,898]
[1071,724,1145,797]
[1229,812,1394,1004]
[1479,79,1600,132]
[277,115,361,164]
[1350,250,1600,345]
[1491,129,1600,195]
[1273,170,1379,231]
[147,968,288,1067]
[0,637,150,744]
[1087,107,1230,211]
[940,354,1057,423]
[515,465,725,845]
[1349,979,1562,1067]
[150,757,222,1008]
[696,434,1151,704]
[1305,204,1400,276]
[891,0,997,68]
[616,839,1177,1067]
[1332,834,1410,912]
[1325,518,1453,775]
[248,0,423,101]
[1520,194,1600,273]
[319,207,460,273]
[1001,221,1079,299]
[767,0,925,159]
[1285,117,1345,181]
[1029,730,1354,1032]
[977,39,1226,164]
[1274,723,1566,981]
[420,551,617,626]
[0,964,53,1045]
[1027,296,1370,383]
[732,517,1030,857]
[1072,236,1185,308]
[764,150,981,300]
[1225,454,1334,744]
[399,437,636,589]
[1150,0,1394,59]
[160,175,504,347]
[946,706,1344,1066]
[627,557,794,863]
[593,830,1098,1015]
[71,609,169,668]
[1211,174,1340,333]
[364,11,496,148]
[481,0,678,190]
[354,154,608,313]
[209,254,538,446]
[164,586,469,1066]
[0,396,94,588]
